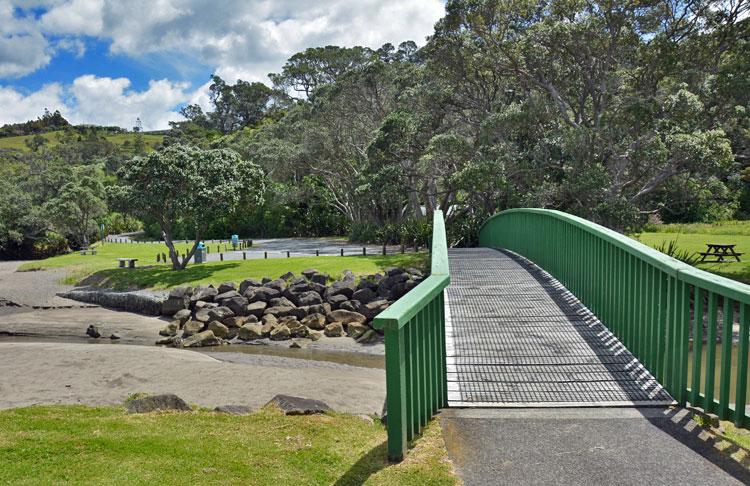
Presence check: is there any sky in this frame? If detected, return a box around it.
[0,0,445,131]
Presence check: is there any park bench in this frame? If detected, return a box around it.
[116,258,138,268]
[698,243,743,263]
[79,248,97,255]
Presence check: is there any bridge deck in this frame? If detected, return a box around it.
[446,248,674,407]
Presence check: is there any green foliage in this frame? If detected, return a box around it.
[653,240,701,266]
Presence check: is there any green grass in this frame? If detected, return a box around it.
[0,405,458,485]
[0,130,163,153]
[18,242,428,290]
[643,220,750,236]
[634,231,750,284]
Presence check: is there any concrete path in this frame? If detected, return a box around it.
[0,260,76,308]
[0,342,385,414]
[441,407,750,485]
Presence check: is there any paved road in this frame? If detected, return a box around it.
[441,407,750,485]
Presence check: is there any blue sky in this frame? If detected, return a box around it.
[0,0,444,130]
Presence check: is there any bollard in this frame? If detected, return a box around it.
[362,247,366,256]
[264,251,268,259]
[286,251,290,258]
[220,253,224,261]
[156,253,160,263]
[401,244,405,254]
[316,249,319,257]
[382,244,387,256]
[162,252,166,262]
[341,248,344,257]
[243,252,246,260]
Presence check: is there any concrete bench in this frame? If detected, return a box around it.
[117,258,138,268]
[80,248,97,255]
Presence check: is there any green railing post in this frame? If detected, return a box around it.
[383,327,407,461]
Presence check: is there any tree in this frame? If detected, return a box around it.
[113,145,265,269]
[45,167,108,248]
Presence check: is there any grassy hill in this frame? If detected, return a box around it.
[0,130,163,153]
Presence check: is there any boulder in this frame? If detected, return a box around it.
[216,290,241,302]
[297,291,323,307]
[260,322,274,337]
[265,306,307,320]
[194,300,217,310]
[340,300,361,313]
[326,294,348,309]
[262,314,278,326]
[239,278,263,294]
[357,279,378,291]
[279,271,295,281]
[181,330,222,348]
[327,309,367,325]
[59,289,165,316]
[342,270,355,281]
[222,315,248,329]
[289,339,307,349]
[217,282,236,294]
[110,333,121,340]
[346,322,369,340]
[310,282,328,295]
[224,296,249,316]
[214,405,252,415]
[301,313,326,330]
[173,309,192,326]
[359,300,390,320]
[195,308,212,323]
[162,295,189,316]
[169,286,193,299]
[301,268,318,279]
[310,273,329,285]
[238,323,264,340]
[326,279,356,299]
[191,286,217,304]
[261,277,272,284]
[386,267,403,277]
[126,393,191,413]
[246,286,280,302]
[208,306,234,321]
[305,303,331,316]
[159,321,179,337]
[245,301,267,318]
[287,320,309,338]
[324,322,344,337]
[86,324,101,338]
[265,394,331,415]
[270,324,291,341]
[156,336,181,346]
[208,320,229,339]
[266,279,287,292]
[269,296,296,308]
[309,331,322,341]
[182,320,204,337]
[291,276,308,286]
[356,329,378,344]
[352,288,377,305]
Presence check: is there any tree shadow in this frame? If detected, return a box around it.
[332,440,389,486]
[78,263,243,289]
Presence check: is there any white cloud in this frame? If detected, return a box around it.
[40,0,104,36]
[0,75,193,130]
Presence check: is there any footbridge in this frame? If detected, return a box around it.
[374,209,750,461]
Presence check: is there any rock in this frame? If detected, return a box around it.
[222,315,248,328]
[390,280,417,300]
[386,267,402,277]
[86,324,101,338]
[265,394,330,415]
[310,282,328,295]
[266,279,287,292]
[262,314,278,326]
[357,278,378,291]
[327,309,367,325]
[289,339,307,349]
[270,324,291,341]
[287,320,309,338]
[182,320,204,337]
[297,291,323,306]
[217,282,236,294]
[359,300,390,320]
[173,309,192,325]
[214,405,252,415]
[59,289,165,316]
[239,279,263,294]
[346,322,369,340]
[261,277,272,284]
[260,322,274,337]
[110,333,121,340]
[169,286,193,299]
[246,286,280,302]
[191,286,217,304]
[269,296,296,308]
[181,330,222,348]
[340,300,361,313]
[309,331,322,341]
[291,277,308,286]
[245,301,267,318]
[208,306,234,321]
[195,308,212,323]
[265,306,307,320]
[301,268,318,279]
[159,321,179,337]
[356,329,378,344]
[305,303,331,316]
[279,271,295,281]
[326,293,348,309]
[301,313,326,330]
[311,273,329,285]
[161,295,189,316]
[126,394,191,413]
[156,336,181,346]
[326,279,356,299]
[352,288,377,305]
[342,270,355,281]
[194,300,217,310]
[223,296,249,316]
[207,321,229,339]
[238,323,264,340]
[245,315,259,323]
[216,290,241,302]
[324,322,344,337]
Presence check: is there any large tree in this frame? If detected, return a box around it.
[45,167,107,248]
[113,145,265,269]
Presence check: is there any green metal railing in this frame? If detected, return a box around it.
[373,210,450,461]
[479,209,750,427]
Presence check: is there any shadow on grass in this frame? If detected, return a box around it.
[79,263,243,289]
[333,440,389,486]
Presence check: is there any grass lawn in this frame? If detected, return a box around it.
[18,242,428,290]
[634,226,750,284]
[0,406,457,485]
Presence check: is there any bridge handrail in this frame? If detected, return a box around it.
[479,208,750,429]
[373,210,450,461]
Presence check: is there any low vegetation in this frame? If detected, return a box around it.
[18,242,428,290]
[0,405,457,485]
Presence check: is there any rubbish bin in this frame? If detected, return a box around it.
[231,234,239,250]
[195,242,206,264]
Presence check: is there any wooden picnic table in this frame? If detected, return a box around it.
[699,243,743,263]
[117,258,138,268]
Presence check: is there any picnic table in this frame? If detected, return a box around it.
[117,258,138,268]
[79,248,97,255]
[699,243,743,263]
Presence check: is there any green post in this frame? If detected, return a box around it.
[384,327,407,461]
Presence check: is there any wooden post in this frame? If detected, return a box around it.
[401,244,405,254]
[264,251,267,259]
[243,252,246,260]
[156,253,160,263]
[341,248,344,257]
[363,247,366,256]
[286,251,290,258]
[316,249,319,257]
[220,253,224,261]
[383,244,387,256]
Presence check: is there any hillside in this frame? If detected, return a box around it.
[0,130,163,154]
